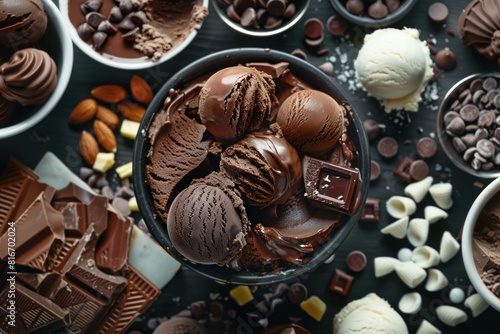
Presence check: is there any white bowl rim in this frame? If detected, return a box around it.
[58,0,208,70]
[0,0,74,139]
[462,175,500,311]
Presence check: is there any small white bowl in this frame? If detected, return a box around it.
[462,176,500,311]
[58,0,208,70]
[0,0,73,139]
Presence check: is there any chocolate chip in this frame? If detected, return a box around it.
[283,3,296,19]
[345,0,364,15]
[226,5,241,21]
[318,62,334,76]
[82,0,103,14]
[304,18,323,40]
[478,110,495,128]
[131,11,149,26]
[240,7,257,27]
[428,2,448,23]
[470,78,484,92]
[264,16,283,30]
[483,77,498,91]
[97,20,118,34]
[443,111,460,126]
[477,139,495,159]
[368,0,388,19]
[326,15,347,36]
[304,34,324,47]
[462,133,477,147]
[370,160,381,182]
[266,0,287,17]
[346,250,367,272]
[363,119,381,141]
[122,27,139,42]
[472,90,485,105]
[377,136,398,159]
[409,160,429,181]
[119,0,134,15]
[316,48,330,56]
[77,22,95,40]
[416,137,438,159]
[86,11,104,29]
[385,0,401,13]
[446,117,465,136]
[393,156,413,183]
[291,48,307,60]
[474,128,489,141]
[463,147,477,161]
[435,49,457,70]
[92,31,107,50]
[112,197,131,216]
[118,14,137,30]
[459,104,479,123]
[109,6,123,23]
[287,283,308,304]
[452,136,467,153]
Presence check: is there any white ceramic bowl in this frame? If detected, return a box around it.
[462,176,500,311]
[58,0,208,70]
[0,0,73,139]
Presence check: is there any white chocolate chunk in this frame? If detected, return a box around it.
[436,305,467,327]
[128,196,139,212]
[424,205,449,224]
[404,176,433,203]
[92,152,115,173]
[439,231,460,263]
[464,293,489,317]
[120,119,141,140]
[411,245,440,268]
[395,261,427,288]
[429,183,453,210]
[386,196,417,218]
[407,218,430,247]
[416,319,441,334]
[425,269,448,292]
[381,216,409,239]
[399,292,422,314]
[374,256,400,278]
[116,161,133,179]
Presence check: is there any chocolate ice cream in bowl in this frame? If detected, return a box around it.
[0,0,73,139]
[58,0,209,70]
[133,48,370,284]
[462,176,500,311]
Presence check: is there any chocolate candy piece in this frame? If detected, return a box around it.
[329,268,354,296]
[77,22,96,40]
[360,197,380,223]
[304,18,323,40]
[363,119,381,141]
[460,104,479,122]
[119,0,134,15]
[377,136,399,159]
[385,0,401,13]
[287,282,308,304]
[346,250,367,272]
[241,7,257,27]
[0,284,70,333]
[393,156,413,183]
[302,155,362,215]
[409,159,429,181]
[109,6,123,22]
[291,48,307,60]
[327,15,347,36]
[435,49,457,70]
[428,2,449,23]
[267,0,287,16]
[86,11,104,29]
[370,160,381,181]
[92,31,108,50]
[345,0,364,15]
[416,137,437,159]
[368,0,388,19]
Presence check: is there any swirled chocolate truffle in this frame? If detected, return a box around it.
[220,131,302,208]
[0,48,57,105]
[277,89,345,156]
[198,66,279,141]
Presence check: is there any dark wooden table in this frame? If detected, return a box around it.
[1,0,498,333]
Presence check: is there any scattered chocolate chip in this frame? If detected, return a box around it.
[77,22,96,40]
[409,159,429,181]
[122,27,140,42]
[119,0,134,15]
[316,48,330,56]
[291,48,307,60]
[304,18,323,40]
[329,269,354,296]
[318,62,334,76]
[447,26,455,36]
[131,10,149,26]
[86,11,104,29]
[416,137,437,159]
[118,14,137,30]
[370,160,381,182]
[360,197,380,223]
[346,250,367,272]
[109,6,123,23]
[304,34,324,47]
[363,119,381,141]
[368,0,388,19]
[326,15,347,36]
[393,156,413,183]
[112,197,131,216]
[428,2,448,23]
[97,20,118,34]
[345,0,364,15]
[377,136,399,159]
[287,283,308,304]
[435,49,457,70]
[92,31,107,50]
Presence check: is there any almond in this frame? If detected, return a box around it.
[93,120,117,152]
[117,102,145,122]
[130,75,153,105]
[68,98,97,124]
[80,131,99,165]
[91,84,127,103]
[96,105,120,129]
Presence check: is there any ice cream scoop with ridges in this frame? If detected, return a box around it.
[0,0,47,49]
[220,131,302,208]
[198,65,279,141]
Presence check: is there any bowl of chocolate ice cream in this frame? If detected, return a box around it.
[330,0,417,29]
[58,0,209,70]
[0,0,73,139]
[462,176,500,311]
[133,48,370,284]
[212,0,311,37]
[437,73,500,178]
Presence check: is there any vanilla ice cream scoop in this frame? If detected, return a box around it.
[333,293,408,334]
[354,28,433,113]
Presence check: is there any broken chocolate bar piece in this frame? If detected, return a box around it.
[0,194,64,272]
[302,155,361,215]
[0,284,70,333]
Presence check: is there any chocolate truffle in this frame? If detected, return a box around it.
[277,89,345,156]
[0,0,47,49]
[198,66,279,141]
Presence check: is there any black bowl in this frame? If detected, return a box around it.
[329,0,417,29]
[133,48,370,285]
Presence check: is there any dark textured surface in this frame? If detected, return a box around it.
[1,0,499,333]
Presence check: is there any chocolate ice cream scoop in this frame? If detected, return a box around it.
[0,0,47,49]
[167,172,250,269]
[276,89,345,157]
[220,131,302,208]
[459,0,500,66]
[198,65,279,141]
[0,48,57,105]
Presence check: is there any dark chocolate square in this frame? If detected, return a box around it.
[329,269,354,296]
[360,197,380,223]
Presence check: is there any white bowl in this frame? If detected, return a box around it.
[58,0,208,70]
[462,176,500,311]
[0,0,73,139]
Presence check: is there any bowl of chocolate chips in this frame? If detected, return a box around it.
[437,73,500,178]
[212,0,311,37]
[58,0,209,70]
[330,0,417,29]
